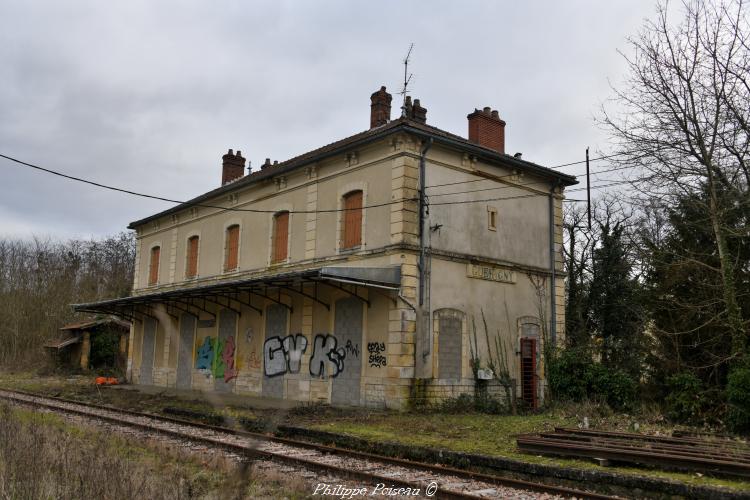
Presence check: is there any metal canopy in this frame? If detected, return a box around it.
[72,266,401,319]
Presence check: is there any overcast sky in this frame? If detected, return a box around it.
[0,0,658,240]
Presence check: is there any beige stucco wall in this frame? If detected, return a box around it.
[126,130,567,408]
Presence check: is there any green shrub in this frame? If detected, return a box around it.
[727,364,750,434]
[665,371,707,424]
[548,348,590,401]
[549,348,638,411]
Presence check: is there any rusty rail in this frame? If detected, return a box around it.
[0,388,617,500]
[518,428,750,479]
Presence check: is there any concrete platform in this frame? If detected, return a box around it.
[109,383,303,410]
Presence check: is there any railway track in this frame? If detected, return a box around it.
[0,388,616,500]
[517,427,750,479]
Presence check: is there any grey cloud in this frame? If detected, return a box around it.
[0,0,654,238]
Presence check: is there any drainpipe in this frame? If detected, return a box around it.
[418,138,433,307]
[548,184,559,346]
[417,138,433,380]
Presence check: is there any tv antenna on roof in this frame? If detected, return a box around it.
[400,43,414,108]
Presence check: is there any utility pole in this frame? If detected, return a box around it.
[586,147,592,230]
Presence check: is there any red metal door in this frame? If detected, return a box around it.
[520,338,537,408]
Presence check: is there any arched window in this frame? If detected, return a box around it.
[224,225,240,271]
[148,246,161,286]
[341,190,363,250]
[272,211,289,263]
[186,235,199,278]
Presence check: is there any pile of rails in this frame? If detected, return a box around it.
[517,427,750,479]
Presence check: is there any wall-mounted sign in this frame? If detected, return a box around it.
[466,263,516,284]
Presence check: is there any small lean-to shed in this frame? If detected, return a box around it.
[44,317,130,371]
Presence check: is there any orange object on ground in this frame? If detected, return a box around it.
[95,377,119,386]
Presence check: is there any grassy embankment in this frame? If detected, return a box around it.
[2,371,749,493]
[0,389,311,498]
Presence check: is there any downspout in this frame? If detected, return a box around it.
[417,138,433,380]
[418,138,433,306]
[548,183,559,346]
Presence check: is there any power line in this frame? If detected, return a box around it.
[0,150,641,217]
[0,153,415,215]
[428,178,642,208]
[425,154,639,191]
[428,164,640,199]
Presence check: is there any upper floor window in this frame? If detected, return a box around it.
[272,211,289,263]
[487,206,498,231]
[224,224,240,271]
[186,235,199,278]
[148,246,160,286]
[341,190,363,250]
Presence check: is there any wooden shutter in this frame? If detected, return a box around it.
[273,212,289,263]
[148,246,160,285]
[186,236,199,278]
[225,225,239,271]
[342,191,363,249]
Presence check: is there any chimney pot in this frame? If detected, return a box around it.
[221,148,246,185]
[370,85,392,129]
[467,107,506,154]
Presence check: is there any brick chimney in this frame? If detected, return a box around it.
[467,107,506,154]
[222,149,246,185]
[370,86,392,128]
[402,96,427,124]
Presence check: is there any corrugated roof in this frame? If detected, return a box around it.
[128,117,577,229]
[43,335,82,349]
[60,317,130,331]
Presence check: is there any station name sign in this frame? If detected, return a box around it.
[466,263,516,284]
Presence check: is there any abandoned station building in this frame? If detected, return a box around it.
[76,87,576,409]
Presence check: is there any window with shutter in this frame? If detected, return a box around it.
[341,190,363,250]
[186,236,199,278]
[272,211,289,263]
[224,225,239,271]
[148,246,160,285]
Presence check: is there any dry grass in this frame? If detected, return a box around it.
[0,404,312,499]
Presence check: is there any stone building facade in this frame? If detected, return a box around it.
[76,86,575,409]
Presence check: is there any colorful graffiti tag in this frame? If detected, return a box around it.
[195,335,237,382]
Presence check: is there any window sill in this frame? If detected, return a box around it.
[338,245,362,255]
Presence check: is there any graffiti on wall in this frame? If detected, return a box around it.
[221,336,237,382]
[345,339,360,359]
[245,350,261,370]
[310,334,346,378]
[195,337,214,370]
[195,335,238,382]
[368,342,387,368]
[263,334,309,377]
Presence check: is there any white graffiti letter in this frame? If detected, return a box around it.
[309,334,346,378]
[263,336,286,377]
[283,334,308,374]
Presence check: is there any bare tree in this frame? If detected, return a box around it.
[602,0,749,360]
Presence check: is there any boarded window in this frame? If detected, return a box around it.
[224,225,239,271]
[186,236,199,278]
[148,246,160,285]
[341,190,363,249]
[272,211,289,263]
